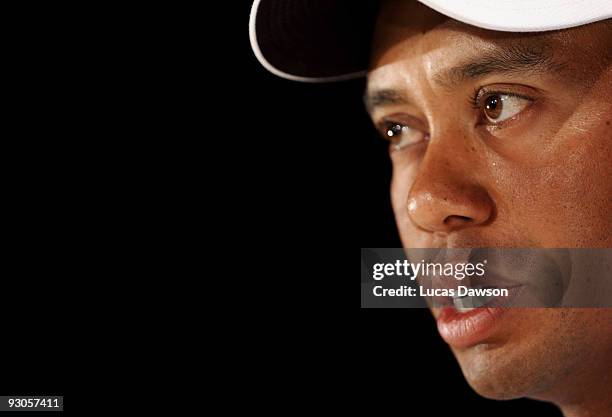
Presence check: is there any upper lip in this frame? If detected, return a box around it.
[428,283,525,311]
[415,248,530,309]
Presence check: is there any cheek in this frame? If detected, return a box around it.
[390,158,418,218]
[389,147,426,203]
[536,82,612,246]
[550,133,612,246]
[390,169,407,215]
[500,121,612,247]
[390,159,427,246]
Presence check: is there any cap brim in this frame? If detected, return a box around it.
[250,0,612,83]
[249,0,378,82]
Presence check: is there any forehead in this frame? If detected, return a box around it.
[372,9,558,69]
[367,0,588,83]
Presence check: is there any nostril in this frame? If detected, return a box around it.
[444,215,472,227]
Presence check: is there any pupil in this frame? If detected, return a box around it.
[486,97,498,110]
[485,95,503,118]
[388,124,402,137]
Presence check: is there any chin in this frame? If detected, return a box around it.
[454,343,537,399]
[448,309,601,402]
[450,328,565,401]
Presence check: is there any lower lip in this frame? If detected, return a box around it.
[436,307,508,348]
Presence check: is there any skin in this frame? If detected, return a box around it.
[366,1,612,416]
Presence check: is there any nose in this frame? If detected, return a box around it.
[407,149,494,234]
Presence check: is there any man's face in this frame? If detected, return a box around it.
[367,0,612,404]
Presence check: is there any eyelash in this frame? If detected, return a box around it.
[377,87,535,148]
[469,87,532,111]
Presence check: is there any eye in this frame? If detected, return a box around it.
[481,93,530,123]
[380,122,428,151]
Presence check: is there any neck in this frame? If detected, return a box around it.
[535,348,612,417]
[559,399,612,417]
[556,372,612,417]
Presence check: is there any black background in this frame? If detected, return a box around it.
[0,4,84,414]
[240,1,561,415]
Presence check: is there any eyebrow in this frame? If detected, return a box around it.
[364,89,410,113]
[365,42,568,113]
[437,43,566,86]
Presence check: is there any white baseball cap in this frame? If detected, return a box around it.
[249,0,612,83]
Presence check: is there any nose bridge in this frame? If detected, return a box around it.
[406,131,494,234]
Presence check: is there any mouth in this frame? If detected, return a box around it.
[451,286,500,312]
[435,286,523,348]
[436,306,507,348]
